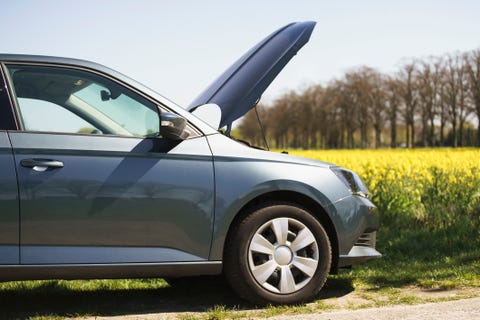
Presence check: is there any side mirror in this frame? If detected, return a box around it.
[160,112,189,140]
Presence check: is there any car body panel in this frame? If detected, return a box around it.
[204,133,378,259]
[188,21,316,130]
[331,195,379,254]
[0,132,19,264]
[9,132,214,264]
[0,261,223,281]
[20,246,203,264]
[0,68,17,130]
[339,246,382,267]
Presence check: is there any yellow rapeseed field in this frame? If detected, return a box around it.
[290,148,480,228]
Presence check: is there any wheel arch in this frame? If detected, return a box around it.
[222,190,339,273]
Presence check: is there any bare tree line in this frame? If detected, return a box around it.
[238,49,480,149]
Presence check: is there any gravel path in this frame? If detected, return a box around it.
[83,297,480,320]
[271,298,480,320]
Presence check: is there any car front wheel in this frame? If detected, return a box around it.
[224,202,332,305]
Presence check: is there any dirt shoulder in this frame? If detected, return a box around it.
[75,287,480,320]
[270,297,480,320]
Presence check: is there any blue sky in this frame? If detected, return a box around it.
[1,0,479,107]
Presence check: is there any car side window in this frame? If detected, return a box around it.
[6,64,160,137]
[18,98,100,134]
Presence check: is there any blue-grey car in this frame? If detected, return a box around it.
[0,21,380,304]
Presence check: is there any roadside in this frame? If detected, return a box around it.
[2,259,478,319]
[268,297,480,320]
[73,287,479,320]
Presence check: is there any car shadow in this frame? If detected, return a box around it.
[0,277,354,319]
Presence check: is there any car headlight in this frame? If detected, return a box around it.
[330,167,369,198]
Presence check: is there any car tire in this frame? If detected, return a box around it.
[224,202,331,305]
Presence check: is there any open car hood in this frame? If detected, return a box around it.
[187,21,316,130]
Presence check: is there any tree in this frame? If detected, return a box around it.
[457,54,473,146]
[416,57,442,146]
[385,77,402,148]
[305,85,324,148]
[465,49,480,146]
[335,78,358,148]
[367,69,388,148]
[443,53,470,147]
[398,61,418,148]
[346,69,371,148]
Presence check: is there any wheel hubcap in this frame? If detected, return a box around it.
[274,246,293,265]
[248,217,319,294]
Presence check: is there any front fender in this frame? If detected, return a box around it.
[209,177,338,260]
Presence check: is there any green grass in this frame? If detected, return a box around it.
[345,220,480,289]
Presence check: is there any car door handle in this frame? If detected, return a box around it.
[20,158,64,172]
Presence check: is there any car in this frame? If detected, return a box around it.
[0,21,380,305]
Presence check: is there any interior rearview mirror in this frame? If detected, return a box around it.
[160,112,189,140]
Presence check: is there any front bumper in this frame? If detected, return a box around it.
[338,231,382,267]
[338,245,382,267]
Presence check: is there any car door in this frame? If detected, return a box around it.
[4,63,214,264]
[0,69,19,264]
